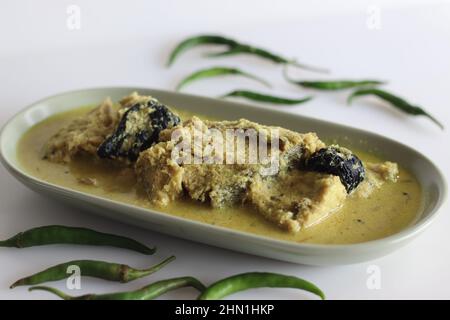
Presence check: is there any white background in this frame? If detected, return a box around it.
[1,0,449,300]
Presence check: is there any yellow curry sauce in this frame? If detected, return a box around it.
[17,107,422,244]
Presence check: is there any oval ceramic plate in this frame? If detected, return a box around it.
[0,87,447,265]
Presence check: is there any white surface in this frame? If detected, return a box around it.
[1,0,449,300]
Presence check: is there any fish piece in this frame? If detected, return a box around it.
[42,98,120,163]
[352,161,399,198]
[136,116,326,208]
[247,171,347,232]
[42,92,156,164]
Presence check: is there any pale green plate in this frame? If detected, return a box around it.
[0,87,447,265]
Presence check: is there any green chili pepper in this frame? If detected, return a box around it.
[0,225,155,255]
[29,276,205,300]
[204,47,250,58]
[293,80,384,90]
[206,46,289,63]
[197,272,325,300]
[348,88,444,130]
[167,35,239,66]
[222,90,313,105]
[176,67,271,91]
[167,34,328,73]
[10,256,175,288]
[285,76,384,91]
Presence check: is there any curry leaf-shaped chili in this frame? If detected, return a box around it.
[168,34,328,73]
[10,256,175,288]
[176,67,271,91]
[29,276,206,300]
[348,88,444,130]
[222,90,313,105]
[197,272,325,300]
[0,225,155,255]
